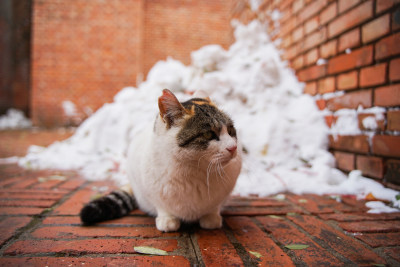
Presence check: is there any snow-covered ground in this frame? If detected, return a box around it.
[10,20,399,212]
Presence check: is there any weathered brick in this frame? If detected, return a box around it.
[384,247,400,262]
[375,32,400,60]
[329,135,370,153]
[320,39,337,59]
[31,225,178,239]
[302,27,327,51]
[257,216,345,266]
[362,14,390,43]
[32,179,65,190]
[0,207,44,216]
[304,81,317,95]
[305,48,319,65]
[0,191,63,201]
[357,232,400,248]
[57,179,85,191]
[5,239,178,255]
[0,256,190,267]
[222,205,302,216]
[338,28,360,52]
[387,110,400,131]
[320,2,337,25]
[226,197,287,207]
[297,65,326,81]
[292,26,304,43]
[289,215,386,265]
[328,1,373,38]
[359,63,387,87]
[337,71,358,90]
[290,194,359,213]
[356,155,384,179]
[334,151,355,172]
[338,0,361,13]
[225,216,294,266]
[317,76,335,94]
[0,199,56,208]
[196,229,243,266]
[376,0,396,13]
[316,99,326,110]
[291,0,303,14]
[0,217,32,246]
[319,212,400,222]
[298,0,327,23]
[375,84,400,107]
[304,16,319,35]
[372,135,400,157]
[389,57,400,81]
[340,220,400,233]
[292,55,304,70]
[385,159,400,185]
[326,89,372,110]
[328,45,373,74]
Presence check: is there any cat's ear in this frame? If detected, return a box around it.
[193,90,211,101]
[158,89,186,128]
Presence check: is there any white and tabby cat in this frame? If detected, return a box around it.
[80,89,242,232]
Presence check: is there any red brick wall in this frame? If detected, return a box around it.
[31,0,233,126]
[241,0,400,188]
[31,0,143,126]
[143,0,233,75]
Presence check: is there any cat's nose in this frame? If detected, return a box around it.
[226,145,237,155]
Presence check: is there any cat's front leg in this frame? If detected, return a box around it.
[199,210,222,229]
[155,210,181,232]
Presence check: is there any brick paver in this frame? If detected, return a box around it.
[0,130,399,266]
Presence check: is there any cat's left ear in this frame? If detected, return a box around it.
[158,89,186,128]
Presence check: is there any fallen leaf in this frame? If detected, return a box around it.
[134,246,168,256]
[366,193,378,201]
[249,251,262,258]
[285,244,309,250]
[298,199,308,203]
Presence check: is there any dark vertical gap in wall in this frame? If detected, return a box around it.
[0,0,32,116]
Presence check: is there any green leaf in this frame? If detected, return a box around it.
[285,244,309,250]
[249,251,262,258]
[134,246,168,256]
[298,199,308,203]
[395,194,400,201]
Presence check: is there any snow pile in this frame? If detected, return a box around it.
[0,109,32,130]
[18,20,399,210]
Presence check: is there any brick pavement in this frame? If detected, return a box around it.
[0,130,399,266]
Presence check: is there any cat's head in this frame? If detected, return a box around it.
[158,89,239,165]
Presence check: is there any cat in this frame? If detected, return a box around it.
[80,89,242,232]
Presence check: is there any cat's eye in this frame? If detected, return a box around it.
[228,125,236,137]
[203,131,218,140]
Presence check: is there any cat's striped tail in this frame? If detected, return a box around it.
[79,185,137,225]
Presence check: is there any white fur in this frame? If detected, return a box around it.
[127,115,242,232]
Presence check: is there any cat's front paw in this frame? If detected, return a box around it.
[156,215,181,232]
[199,213,222,229]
